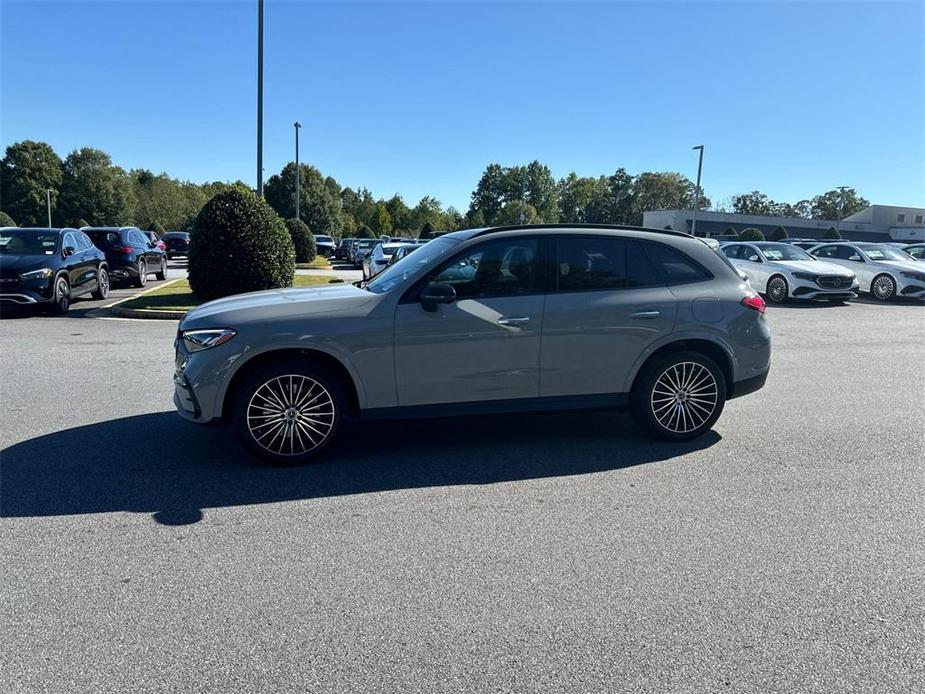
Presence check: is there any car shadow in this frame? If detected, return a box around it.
[1,411,720,525]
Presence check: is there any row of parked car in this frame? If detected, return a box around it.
[332,236,432,279]
[716,239,925,303]
[0,225,189,314]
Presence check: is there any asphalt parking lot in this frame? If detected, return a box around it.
[1,296,923,693]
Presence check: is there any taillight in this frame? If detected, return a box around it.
[113,245,134,253]
[741,294,766,314]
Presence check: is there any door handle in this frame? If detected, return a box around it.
[630,310,660,319]
[497,316,531,326]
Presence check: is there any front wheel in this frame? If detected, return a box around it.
[870,274,896,302]
[91,267,110,299]
[766,275,789,304]
[155,256,167,280]
[50,276,71,315]
[630,351,726,441]
[134,260,147,288]
[232,359,346,465]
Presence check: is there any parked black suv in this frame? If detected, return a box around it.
[0,227,110,314]
[83,227,167,287]
[162,231,190,259]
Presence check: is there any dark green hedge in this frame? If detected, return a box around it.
[285,218,316,263]
[0,210,16,227]
[189,189,295,301]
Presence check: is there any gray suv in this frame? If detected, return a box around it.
[174,225,771,464]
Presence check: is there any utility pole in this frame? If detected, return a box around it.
[690,145,704,237]
[46,189,52,227]
[256,0,264,197]
[294,121,301,220]
[520,169,527,225]
[835,186,849,236]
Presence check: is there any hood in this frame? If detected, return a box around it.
[0,253,53,276]
[773,259,855,276]
[180,283,377,329]
[873,260,923,272]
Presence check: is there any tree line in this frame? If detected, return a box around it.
[0,139,869,237]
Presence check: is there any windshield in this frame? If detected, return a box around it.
[860,245,913,262]
[755,244,813,261]
[315,235,333,243]
[366,237,459,294]
[0,229,59,255]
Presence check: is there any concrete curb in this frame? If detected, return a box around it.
[109,305,186,320]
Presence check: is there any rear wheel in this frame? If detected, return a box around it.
[766,275,789,304]
[870,273,895,301]
[50,276,70,315]
[91,267,110,299]
[155,256,167,280]
[134,260,147,288]
[630,351,726,441]
[232,359,346,465]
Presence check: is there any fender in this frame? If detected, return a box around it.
[621,329,738,393]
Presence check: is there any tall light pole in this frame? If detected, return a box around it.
[520,169,527,224]
[256,0,264,197]
[835,185,849,236]
[294,122,301,220]
[690,145,704,237]
[46,189,52,227]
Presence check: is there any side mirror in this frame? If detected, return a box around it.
[747,255,760,262]
[63,246,76,257]
[421,283,456,312]
[849,254,862,261]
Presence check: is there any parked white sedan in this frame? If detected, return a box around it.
[362,242,409,280]
[721,241,858,304]
[810,242,925,301]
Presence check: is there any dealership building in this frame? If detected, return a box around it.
[643,205,925,243]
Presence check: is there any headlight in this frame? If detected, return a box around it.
[20,267,53,280]
[180,328,237,352]
[901,271,925,282]
[792,272,818,281]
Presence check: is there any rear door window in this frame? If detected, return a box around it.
[555,237,661,292]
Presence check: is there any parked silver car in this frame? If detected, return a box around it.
[174,225,772,463]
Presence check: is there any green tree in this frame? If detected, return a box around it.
[629,171,705,226]
[823,226,842,240]
[496,200,540,225]
[0,140,63,226]
[468,163,507,224]
[264,163,344,235]
[57,148,133,226]
[189,189,295,301]
[738,227,766,241]
[285,218,316,263]
[419,220,435,239]
[69,218,90,229]
[0,210,16,226]
[443,206,464,231]
[732,191,774,216]
[810,188,869,220]
[370,203,392,235]
[384,194,412,232]
[409,196,445,231]
[355,223,374,239]
[152,221,166,236]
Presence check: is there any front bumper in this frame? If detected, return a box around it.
[0,277,56,305]
[898,279,925,297]
[790,278,859,300]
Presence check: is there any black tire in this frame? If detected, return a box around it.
[870,273,896,302]
[629,350,726,441]
[91,267,110,300]
[133,260,147,288]
[765,274,789,304]
[231,358,347,465]
[49,275,70,315]
[155,256,167,281]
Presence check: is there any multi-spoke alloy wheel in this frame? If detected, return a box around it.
[650,361,719,434]
[871,274,895,301]
[766,276,788,304]
[245,374,336,457]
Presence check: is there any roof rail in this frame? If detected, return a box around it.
[469,223,694,239]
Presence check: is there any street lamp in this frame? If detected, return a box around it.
[835,186,849,236]
[690,145,704,237]
[46,189,52,227]
[256,0,264,197]
[294,122,302,220]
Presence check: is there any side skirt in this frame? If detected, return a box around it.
[360,393,629,421]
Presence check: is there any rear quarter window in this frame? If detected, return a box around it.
[642,242,712,285]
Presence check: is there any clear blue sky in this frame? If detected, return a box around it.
[2,1,922,210]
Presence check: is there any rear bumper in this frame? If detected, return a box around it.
[728,369,769,400]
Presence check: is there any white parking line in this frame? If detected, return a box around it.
[102,277,185,309]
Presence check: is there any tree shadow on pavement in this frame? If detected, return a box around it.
[1,411,720,525]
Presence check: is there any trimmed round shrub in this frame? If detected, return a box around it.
[152,221,166,236]
[71,218,90,229]
[355,223,374,239]
[285,218,316,263]
[738,227,766,241]
[0,210,17,227]
[189,189,295,301]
